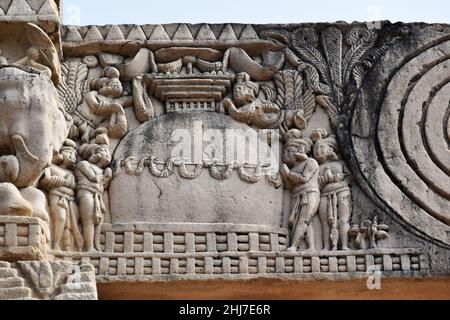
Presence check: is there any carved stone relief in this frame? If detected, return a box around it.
[0,9,449,299]
[349,24,450,247]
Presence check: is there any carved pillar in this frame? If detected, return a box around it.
[0,0,97,300]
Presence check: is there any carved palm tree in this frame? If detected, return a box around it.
[262,24,409,129]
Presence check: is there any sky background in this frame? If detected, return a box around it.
[62,0,450,26]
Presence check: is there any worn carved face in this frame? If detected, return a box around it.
[233,83,255,107]
[313,141,335,164]
[283,146,304,166]
[61,149,77,168]
[295,148,308,162]
[92,146,111,168]
[99,79,123,98]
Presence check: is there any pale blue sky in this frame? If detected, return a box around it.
[62,0,450,25]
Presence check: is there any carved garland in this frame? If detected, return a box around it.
[148,156,174,178]
[209,163,234,180]
[238,165,264,183]
[114,157,266,183]
[178,162,203,179]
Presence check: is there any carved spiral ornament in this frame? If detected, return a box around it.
[350,26,450,246]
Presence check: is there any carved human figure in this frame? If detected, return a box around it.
[40,140,82,251]
[74,66,132,143]
[280,129,320,252]
[75,136,112,252]
[223,72,308,131]
[311,129,352,251]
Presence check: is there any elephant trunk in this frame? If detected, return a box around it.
[132,77,154,123]
[10,135,44,188]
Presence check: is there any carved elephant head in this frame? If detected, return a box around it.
[0,67,68,188]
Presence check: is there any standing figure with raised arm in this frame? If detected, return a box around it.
[281,129,320,252]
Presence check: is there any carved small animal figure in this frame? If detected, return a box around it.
[75,136,112,252]
[348,216,389,250]
[280,129,320,252]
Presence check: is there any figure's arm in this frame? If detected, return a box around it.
[287,159,318,185]
[287,170,308,184]
[39,167,66,190]
[320,166,335,185]
[223,98,253,124]
[101,167,113,188]
[77,161,98,182]
[85,92,124,116]
[84,91,101,109]
[13,57,28,66]
[318,173,327,190]
[115,96,133,108]
[98,167,112,185]
[64,173,77,189]
[280,164,292,189]
[39,167,54,190]
[223,97,235,112]
[281,163,308,185]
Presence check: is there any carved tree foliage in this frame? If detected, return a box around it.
[58,61,89,113]
[263,24,410,128]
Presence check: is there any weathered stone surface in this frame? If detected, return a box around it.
[0,67,67,187]
[350,24,450,247]
[0,260,97,300]
[0,216,49,262]
[0,3,449,300]
[111,112,283,226]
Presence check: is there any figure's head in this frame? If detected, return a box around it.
[79,134,111,168]
[282,129,312,166]
[97,66,122,98]
[90,145,111,168]
[310,128,338,164]
[233,72,259,107]
[103,66,120,79]
[58,139,77,168]
[80,144,111,168]
[52,139,77,168]
[99,78,123,98]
